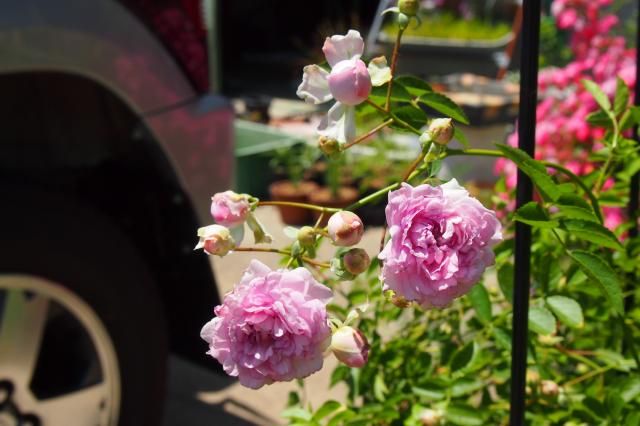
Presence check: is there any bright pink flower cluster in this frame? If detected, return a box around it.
[379,180,502,308]
[201,260,332,389]
[495,0,634,230]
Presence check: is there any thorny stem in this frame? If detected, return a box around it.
[343,118,394,150]
[594,115,620,195]
[445,148,604,223]
[234,247,330,269]
[402,150,427,182]
[385,27,405,111]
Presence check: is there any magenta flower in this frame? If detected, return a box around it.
[200,260,333,389]
[379,180,502,308]
[297,30,391,143]
[210,190,250,228]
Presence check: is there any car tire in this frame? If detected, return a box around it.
[0,188,168,426]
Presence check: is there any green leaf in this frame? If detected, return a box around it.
[568,250,624,315]
[327,410,356,426]
[514,202,558,228]
[395,75,433,96]
[313,400,342,421]
[445,404,484,426]
[373,373,388,402]
[496,144,560,201]
[497,263,514,302]
[412,384,446,400]
[468,284,491,324]
[606,392,625,420]
[614,76,630,116]
[546,295,584,328]
[282,406,313,422]
[493,327,512,351]
[528,306,557,335]
[586,109,614,128]
[453,127,469,149]
[619,377,640,402]
[451,378,484,397]
[556,193,594,211]
[418,92,470,124]
[583,79,611,112]
[451,341,477,373]
[562,219,622,250]
[554,205,599,222]
[392,105,429,131]
[369,83,412,103]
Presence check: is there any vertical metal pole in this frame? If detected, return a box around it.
[510,0,541,424]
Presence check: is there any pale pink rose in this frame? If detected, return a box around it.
[330,325,369,368]
[194,224,236,257]
[328,211,364,246]
[200,260,333,389]
[327,59,371,106]
[210,190,250,227]
[379,180,502,308]
[297,30,388,143]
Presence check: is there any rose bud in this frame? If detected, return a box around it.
[194,224,235,257]
[297,226,317,248]
[318,136,341,156]
[540,380,560,398]
[342,248,371,275]
[419,409,442,426]
[399,0,419,17]
[330,325,369,368]
[328,211,364,246]
[327,59,372,106]
[424,118,454,146]
[210,190,250,227]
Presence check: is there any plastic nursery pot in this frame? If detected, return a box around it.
[308,186,359,227]
[268,180,319,226]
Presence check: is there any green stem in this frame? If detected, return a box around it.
[385,27,405,111]
[234,247,330,268]
[257,200,340,213]
[343,118,394,150]
[444,148,604,223]
[594,115,620,194]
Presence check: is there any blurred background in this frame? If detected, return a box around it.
[0,0,637,425]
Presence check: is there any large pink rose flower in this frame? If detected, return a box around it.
[200,260,333,389]
[379,180,502,308]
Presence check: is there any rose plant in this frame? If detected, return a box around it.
[194,3,640,424]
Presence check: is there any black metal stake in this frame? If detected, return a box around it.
[510,0,541,424]
[629,0,640,242]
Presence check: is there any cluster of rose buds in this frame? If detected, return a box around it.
[196,22,504,390]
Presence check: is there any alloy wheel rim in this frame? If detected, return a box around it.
[0,275,120,426]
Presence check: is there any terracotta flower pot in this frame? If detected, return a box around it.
[308,186,359,227]
[268,180,318,225]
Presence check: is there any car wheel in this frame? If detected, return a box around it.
[0,189,168,426]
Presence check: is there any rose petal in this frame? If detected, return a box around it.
[296,64,332,104]
[318,102,356,143]
[367,56,392,87]
[322,29,364,67]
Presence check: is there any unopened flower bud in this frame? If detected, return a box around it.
[210,190,250,227]
[194,224,235,257]
[327,59,372,106]
[386,291,411,308]
[318,136,341,156]
[425,118,454,146]
[398,0,419,16]
[330,325,369,368]
[342,248,371,275]
[397,12,410,30]
[297,226,316,248]
[540,380,559,398]
[419,409,441,426]
[328,211,364,246]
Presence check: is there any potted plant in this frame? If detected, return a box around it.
[268,144,319,225]
[308,155,359,225]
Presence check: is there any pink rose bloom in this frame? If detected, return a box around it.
[210,190,250,227]
[379,180,502,308]
[297,30,390,143]
[200,260,333,389]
